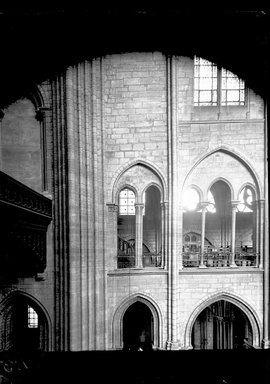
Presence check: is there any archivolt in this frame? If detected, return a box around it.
[181,145,263,199]
[112,292,164,349]
[109,158,168,203]
[184,291,262,348]
[0,290,52,351]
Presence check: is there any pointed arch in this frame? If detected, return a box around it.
[28,85,46,110]
[181,145,263,200]
[181,184,204,202]
[110,159,168,203]
[0,290,52,351]
[237,182,258,201]
[115,183,139,203]
[112,292,164,350]
[207,177,234,200]
[184,291,261,349]
[142,182,163,201]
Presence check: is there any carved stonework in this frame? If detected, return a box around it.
[107,203,118,213]
[0,171,52,279]
[0,171,52,218]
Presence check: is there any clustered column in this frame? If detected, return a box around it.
[161,201,168,269]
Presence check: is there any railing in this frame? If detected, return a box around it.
[143,254,162,268]
[117,256,135,269]
[117,254,162,269]
[235,253,257,267]
[0,171,52,278]
[0,170,52,218]
[182,252,258,268]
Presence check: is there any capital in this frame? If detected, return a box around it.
[36,108,45,122]
[107,203,118,213]
[161,201,169,210]
[200,201,209,210]
[35,107,50,122]
[231,200,240,209]
[135,203,144,213]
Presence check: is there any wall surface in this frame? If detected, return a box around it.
[0,52,266,352]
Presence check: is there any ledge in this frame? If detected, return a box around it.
[179,267,264,275]
[108,267,168,277]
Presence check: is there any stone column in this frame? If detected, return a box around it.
[166,55,180,350]
[107,204,119,269]
[230,201,239,268]
[259,200,265,269]
[254,200,260,265]
[199,202,208,268]
[135,203,144,268]
[161,202,168,269]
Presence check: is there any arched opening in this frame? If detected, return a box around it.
[143,185,162,267]
[1,295,49,352]
[236,186,257,266]
[123,301,154,351]
[207,180,232,252]
[191,300,253,350]
[117,187,136,268]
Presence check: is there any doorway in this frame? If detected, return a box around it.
[123,301,153,351]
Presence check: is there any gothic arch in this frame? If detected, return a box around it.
[112,293,164,350]
[184,291,261,349]
[237,182,258,201]
[142,182,163,201]
[110,159,168,203]
[181,145,263,200]
[0,290,52,351]
[115,183,139,203]
[207,177,234,201]
[181,184,204,203]
[28,85,46,110]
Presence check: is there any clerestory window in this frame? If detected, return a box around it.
[194,57,245,107]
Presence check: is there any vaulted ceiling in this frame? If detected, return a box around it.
[0,8,268,106]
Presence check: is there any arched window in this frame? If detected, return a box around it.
[28,305,38,328]
[1,295,49,352]
[117,188,136,268]
[119,188,135,215]
[237,187,254,213]
[143,185,162,267]
[236,186,256,259]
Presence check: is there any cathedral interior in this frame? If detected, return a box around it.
[0,7,269,384]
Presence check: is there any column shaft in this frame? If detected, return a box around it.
[230,201,239,267]
[135,204,144,268]
[199,203,208,268]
